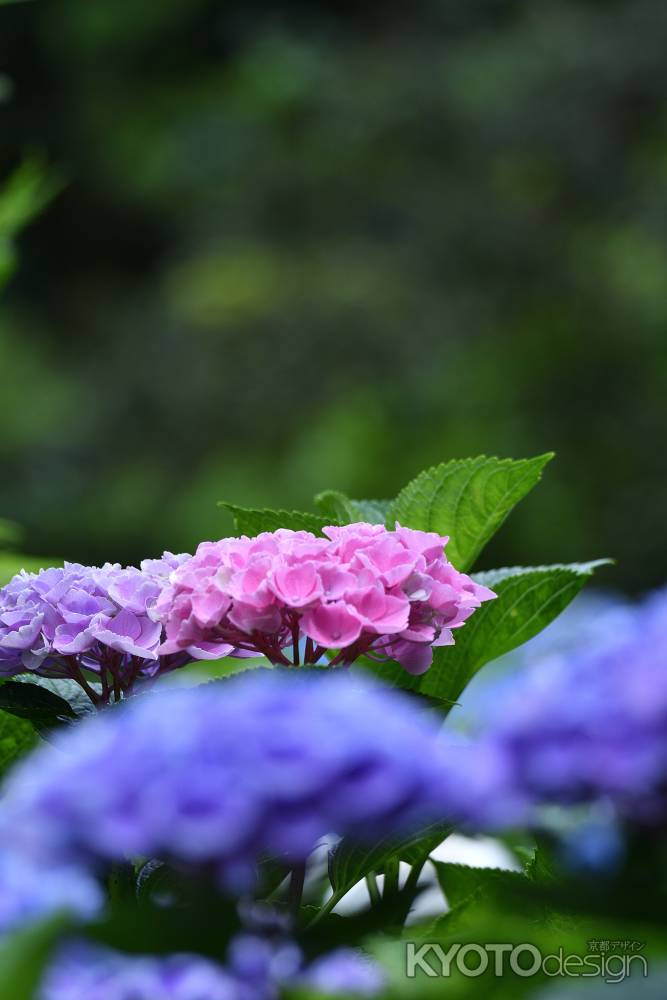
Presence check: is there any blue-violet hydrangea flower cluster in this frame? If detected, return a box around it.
[0,671,504,903]
[39,938,384,1000]
[474,586,667,826]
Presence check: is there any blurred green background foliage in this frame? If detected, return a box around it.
[0,0,665,590]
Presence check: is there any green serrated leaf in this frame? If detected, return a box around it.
[524,835,560,885]
[0,708,37,775]
[431,867,574,947]
[0,680,77,735]
[314,490,392,525]
[433,861,529,910]
[418,560,610,705]
[387,453,554,571]
[218,503,330,537]
[399,824,454,867]
[329,822,451,898]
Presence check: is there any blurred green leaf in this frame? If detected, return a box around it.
[388,454,554,571]
[0,918,64,1000]
[0,160,58,237]
[88,886,241,959]
[314,491,392,525]
[378,903,662,1000]
[0,516,23,548]
[0,707,36,775]
[418,560,610,704]
[0,238,17,286]
[0,160,59,292]
[0,554,53,585]
[219,502,331,536]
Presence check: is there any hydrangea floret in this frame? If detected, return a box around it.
[0,850,101,934]
[39,942,249,1000]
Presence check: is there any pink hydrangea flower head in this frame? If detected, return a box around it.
[154,523,495,674]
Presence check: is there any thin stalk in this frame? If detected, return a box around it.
[365,872,381,906]
[287,863,306,918]
[99,667,110,705]
[307,888,347,927]
[403,857,428,898]
[291,619,300,666]
[383,858,400,898]
[68,660,102,707]
[121,657,142,694]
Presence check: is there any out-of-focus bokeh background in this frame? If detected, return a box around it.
[1,0,665,590]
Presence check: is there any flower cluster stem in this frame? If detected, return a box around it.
[288,862,306,917]
[366,872,381,905]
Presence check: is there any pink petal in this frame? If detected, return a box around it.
[300,602,363,648]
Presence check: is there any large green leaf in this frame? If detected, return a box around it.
[218,503,330,536]
[0,708,37,775]
[387,453,554,571]
[418,560,610,704]
[314,490,392,525]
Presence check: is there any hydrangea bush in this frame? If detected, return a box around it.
[0,453,664,1000]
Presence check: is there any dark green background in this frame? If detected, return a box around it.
[1,0,665,590]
